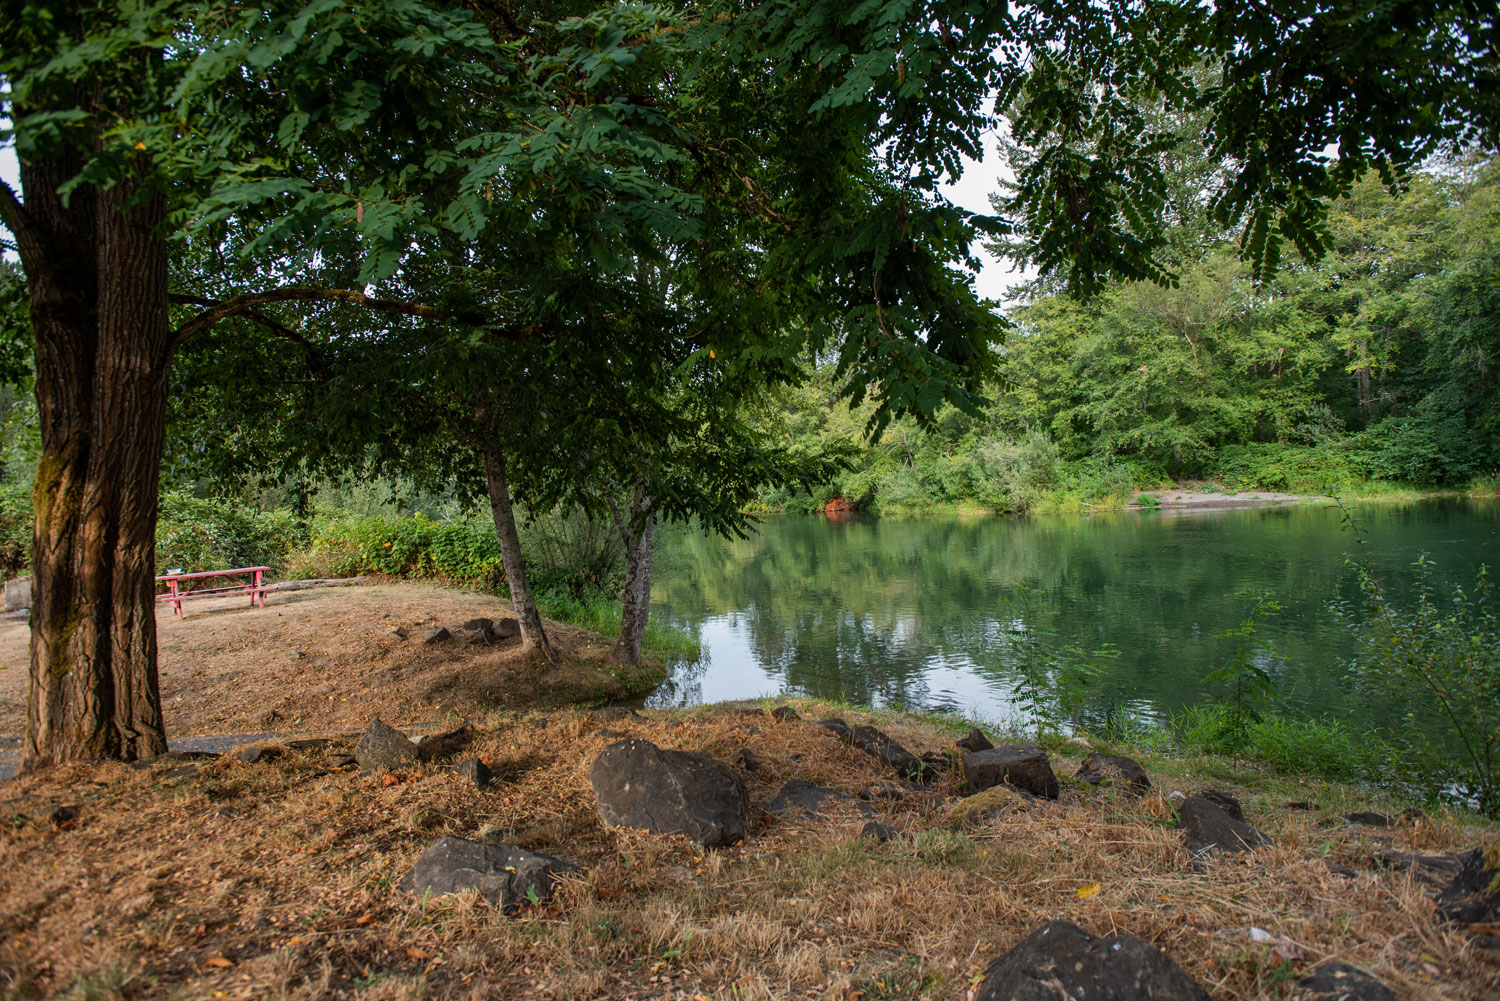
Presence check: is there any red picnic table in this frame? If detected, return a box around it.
[156,566,271,618]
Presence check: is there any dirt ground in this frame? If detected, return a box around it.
[0,582,660,749]
[0,704,1496,1000]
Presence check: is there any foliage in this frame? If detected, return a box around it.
[1159,706,1393,784]
[1341,553,1500,816]
[1200,596,1284,747]
[155,493,309,576]
[996,585,1118,738]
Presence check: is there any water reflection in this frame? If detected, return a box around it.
[647,499,1500,735]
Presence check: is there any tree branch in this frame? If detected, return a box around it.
[0,178,40,255]
[167,288,546,351]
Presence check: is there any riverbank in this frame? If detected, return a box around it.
[1,700,1494,1000]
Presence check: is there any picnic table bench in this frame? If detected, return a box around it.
[156,566,271,618]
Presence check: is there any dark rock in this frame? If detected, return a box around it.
[238,745,281,764]
[956,728,994,753]
[589,739,749,847]
[766,779,872,822]
[1345,811,1394,828]
[462,617,493,634]
[921,750,953,773]
[973,920,1214,1001]
[1327,864,1358,878]
[1198,789,1244,821]
[452,757,493,790]
[1075,753,1151,794]
[858,780,914,802]
[398,836,579,911]
[770,706,801,722]
[860,821,905,843]
[1299,961,1395,1001]
[735,747,761,773]
[963,745,1060,800]
[48,804,80,826]
[331,755,359,769]
[416,723,473,762]
[493,618,520,639]
[422,626,451,645]
[1284,800,1318,811]
[1434,845,1500,924]
[849,725,935,783]
[1371,850,1464,886]
[354,719,419,771]
[1177,793,1268,854]
[813,717,851,739]
[390,627,409,640]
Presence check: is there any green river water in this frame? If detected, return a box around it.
[647,498,1500,735]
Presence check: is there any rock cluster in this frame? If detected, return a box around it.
[397,617,520,646]
[398,837,578,911]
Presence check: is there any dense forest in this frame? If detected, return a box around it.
[758,157,1500,514]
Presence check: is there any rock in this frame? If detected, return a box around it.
[331,755,359,769]
[1298,962,1396,1001]
[1284,800,1317,810]
[973,920,1214,1001]
[963,745,1059,800]
[1371,849,1464,887]
[389,626,409,640]
[766,780,872,822]
[1327,864,1358,878]
[770,705,800,722]
[398,836,579,911]
[813,717,851,739]
[860,821,905,843]
[734,747,761,773]
[354,719,419,771]
[1176,793,1268,854]
[462,617,493,634]
[1434,845,1500,924]
[47,804,80,826]
[849,725,935,783]
[589,739,749,847]
[956,728,994,753]
[1075,753,1151,794]
[950,785,1029,829]
[493,618,520,639]
[286,738,337,751]
[238,745,281,764]
[1345,811,1393,828]
[415,723,473,762]
[857,780,914,802]
[920,750,953,773]
[1198,789,1244,822]
[452,757,493,790]
[422,626,451,645]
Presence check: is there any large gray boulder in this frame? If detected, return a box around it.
[398,837,578,912]
[1177,793,1269,854]
[974,920,1215,1001]
[589,739,749,847]
[964,745,1060,799]
[354,719,419,771]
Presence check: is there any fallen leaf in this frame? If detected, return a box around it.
[355,914,375,926]
[1076,883,1101,899]
[406,947,431,961]
[285,936,309,947]
[381,774,400,788]
[205,956,235,968]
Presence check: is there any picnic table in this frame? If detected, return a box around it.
[156,566,271,619]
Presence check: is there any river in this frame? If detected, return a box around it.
[646,498,1500,735]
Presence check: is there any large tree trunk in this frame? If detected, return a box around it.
[476,437,558,666]
[609,485,655,667]
[15,155,172,768]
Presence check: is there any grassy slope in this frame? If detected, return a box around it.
[1,700,1494,1001]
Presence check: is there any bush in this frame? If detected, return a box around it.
[0,482,29,578]
[1341,553,1500,816]
[155,492,309,575]
[282,513,506,587]
[1207,442,1364,493]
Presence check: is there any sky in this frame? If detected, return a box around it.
[2,129,1029,304]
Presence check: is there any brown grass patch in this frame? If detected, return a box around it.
[1,704,1497,1000]
[0,583,662,750]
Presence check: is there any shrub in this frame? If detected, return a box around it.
[155,492,309,574]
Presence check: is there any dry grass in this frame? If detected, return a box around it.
[0,583,663,748]
[1,702,1496,1000]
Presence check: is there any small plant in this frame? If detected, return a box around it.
[998,585,1116,737]
[1201,595,1284,747]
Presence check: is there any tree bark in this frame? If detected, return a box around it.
[15,154,172,768]
[609,485,656,667]
[476,436,558,666]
